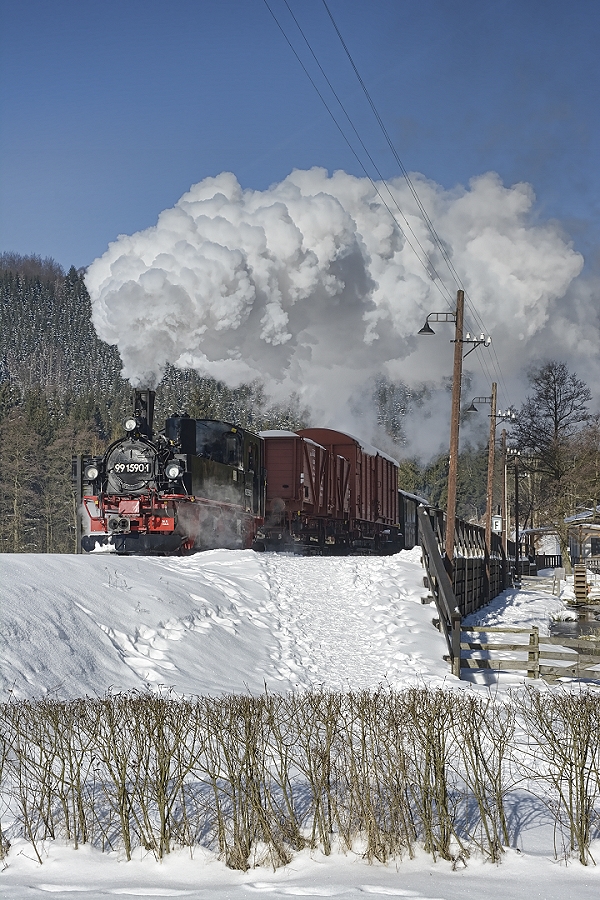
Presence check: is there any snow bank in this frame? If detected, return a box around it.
[0,548,449,700]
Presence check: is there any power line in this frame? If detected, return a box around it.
[282,0,456,307]
[320,0,511,404]
[265,0,512,407]
[263,0,455,306]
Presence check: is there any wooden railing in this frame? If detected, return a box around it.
[452,556,505,616]
[419,506,507,614]
[571,555,600,574]
[417,504,571,679]
[536,554,563,569]
[504,552,563,578]
[417,506,461,676]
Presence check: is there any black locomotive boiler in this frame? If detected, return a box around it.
[74,389,265,554]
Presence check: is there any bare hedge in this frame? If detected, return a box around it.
[1,686,599,868]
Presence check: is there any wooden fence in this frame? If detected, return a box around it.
[417,505,461,676]
[416,505,596,681]
[418,506,507,618]
[573,557,600,576]
[458,624,600,682]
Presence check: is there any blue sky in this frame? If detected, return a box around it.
[1,0,598,271]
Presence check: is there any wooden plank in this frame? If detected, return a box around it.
[462,626,537,634]
[538,650,580,661]
[563,657,600,668]
[537,636,600,652]
[461,661,600,679]
[461,642,532,651]
[460,659,534,671]
[463,629,600,652]
[574,564,588,602]
[540,664,600,678]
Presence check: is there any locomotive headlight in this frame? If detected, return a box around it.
[165,462,183,480]
[124,417,138,432]
[84,464,99,481]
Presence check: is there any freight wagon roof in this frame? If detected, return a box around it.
[259,430,299,438]
[399,489,432,506]
[347,434,399,466]
[260,430,326,451]
[299,428,399,467]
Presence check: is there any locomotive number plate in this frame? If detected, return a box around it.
[113,463,152,474]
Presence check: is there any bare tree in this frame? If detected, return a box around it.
[515,361,591,479]
[514,361,593,568]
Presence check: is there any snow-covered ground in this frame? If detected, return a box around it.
[0,548,451,699]
[2,548,599,898]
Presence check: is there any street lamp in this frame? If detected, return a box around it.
[418,289,491,572]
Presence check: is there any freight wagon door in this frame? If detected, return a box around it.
[264,437,297,509]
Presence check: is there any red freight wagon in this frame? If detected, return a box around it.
[255,428,400,555]
[298,428,400,554]
[256,430,349,552]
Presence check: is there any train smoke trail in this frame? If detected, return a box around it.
[86,167,586,455]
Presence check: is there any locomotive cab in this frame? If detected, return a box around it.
[165,418,264,517]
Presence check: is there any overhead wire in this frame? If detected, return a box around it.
[320,0,512,408]
[265,0,512,409]
[263,0,455,307]
[282,0,457,308]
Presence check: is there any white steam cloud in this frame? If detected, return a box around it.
[86,167,589,455]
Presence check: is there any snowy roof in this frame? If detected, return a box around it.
[345,432,400,466]
[565,506,600,524]
[399,489,432,506]
[259,430,299,438]
[260,430,326,451]
[299,427,400,466]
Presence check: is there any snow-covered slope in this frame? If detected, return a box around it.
[0,547,452,700]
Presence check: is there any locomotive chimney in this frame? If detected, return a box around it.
[132,389,155,436]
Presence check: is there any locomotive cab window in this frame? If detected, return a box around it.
[225,433,242,466]
[196,421,242,467]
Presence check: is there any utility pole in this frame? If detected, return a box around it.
[445,289,465,571]
[418,288,490,575]
[514,453,520,581]
[485,382,498,554]
[501,429,508,557]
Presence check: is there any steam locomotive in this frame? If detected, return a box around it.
[75,389,264,554]
[74,389,425,556]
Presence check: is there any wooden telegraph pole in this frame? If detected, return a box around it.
[485,382,498,553]
[445,289,465,570]
[501,428,508,557]
[418,289,490,576]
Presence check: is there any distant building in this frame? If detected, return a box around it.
[565,505,600,565]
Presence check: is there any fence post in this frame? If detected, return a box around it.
[527,626,539,679]
[451,613,462,678]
